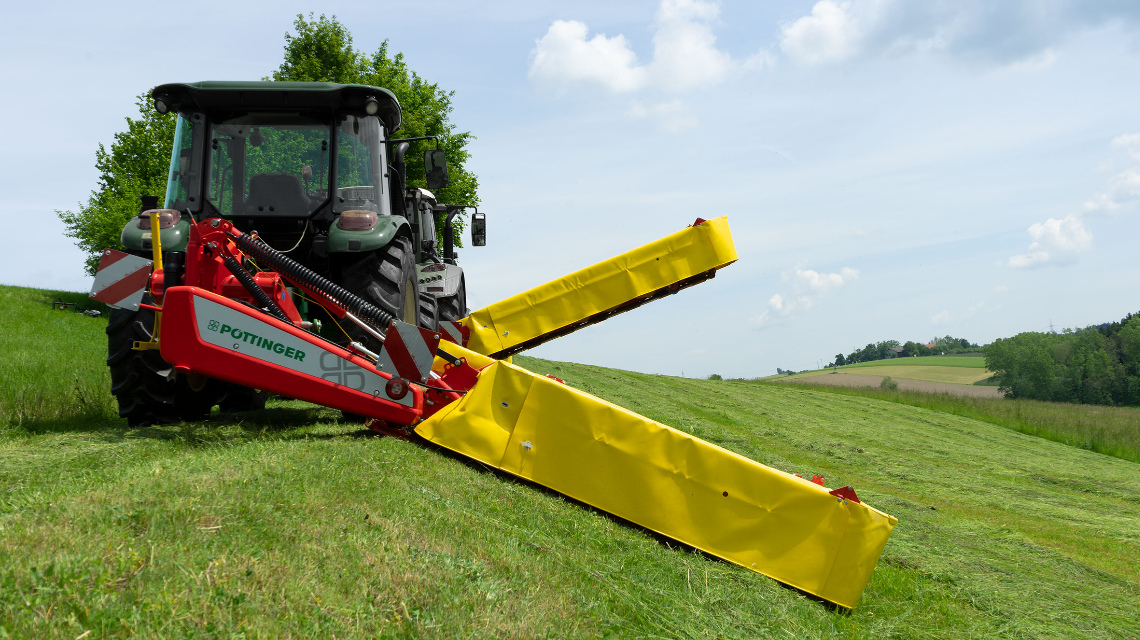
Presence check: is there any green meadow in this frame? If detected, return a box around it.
[2,285,1137,638]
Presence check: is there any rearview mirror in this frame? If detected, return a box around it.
[424,149,450,191]
[471,212,486,246]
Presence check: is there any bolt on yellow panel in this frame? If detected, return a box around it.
[416,358,897,609]
[463,217,738,357]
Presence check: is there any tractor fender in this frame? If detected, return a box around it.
[328,215,409,253]
[120,216,192,253]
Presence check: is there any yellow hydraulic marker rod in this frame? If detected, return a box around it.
[418,351,897,609]
[133,210,164,351]
[463,217,737,359]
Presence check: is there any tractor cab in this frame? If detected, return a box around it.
[155,82,403,251]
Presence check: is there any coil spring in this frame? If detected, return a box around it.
[229,231,394,332]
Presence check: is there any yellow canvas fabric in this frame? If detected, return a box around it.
[463,217,738,356]
[416,359,897,608]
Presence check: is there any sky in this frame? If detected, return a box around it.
[2,0,1140,379]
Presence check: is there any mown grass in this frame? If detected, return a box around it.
[1,286,1139,638]
[778,378,1140,464]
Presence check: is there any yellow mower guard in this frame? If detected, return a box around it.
[417,353,897,609]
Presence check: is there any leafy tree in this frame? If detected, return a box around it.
[59,13,479,273]
[273,13,479,245]
[57,96,175,274]
[834,353,846,366]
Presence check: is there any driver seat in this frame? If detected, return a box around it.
[246,172,309,215]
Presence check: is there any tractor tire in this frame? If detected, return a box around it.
[438,277,467,322]
[106,297,217,426]
[339,235,421,351]
[418,291,440,331]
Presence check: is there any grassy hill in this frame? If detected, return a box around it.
[2,285,1138,638]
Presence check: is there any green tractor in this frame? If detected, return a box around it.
[110,81,486,425]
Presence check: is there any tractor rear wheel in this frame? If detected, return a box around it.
[418,291,440,331]
[339,236,421,350]
[106,297,217,426]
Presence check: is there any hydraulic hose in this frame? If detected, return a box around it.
[229,231,395,332]
[220,252,291,324]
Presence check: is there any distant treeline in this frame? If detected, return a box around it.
[830,335,980,367]
[985,312,1140,406]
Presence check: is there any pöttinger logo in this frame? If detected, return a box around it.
[208,319,220,332]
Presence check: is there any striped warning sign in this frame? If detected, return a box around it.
[375,320,440,383]
[89,249,153,311]
[437,320,468,346]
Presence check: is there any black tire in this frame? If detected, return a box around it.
[107,297,216,426]
[418,291,440,331]
[438,277,467,322]
[339,235,420,351]
[217,384,268,413]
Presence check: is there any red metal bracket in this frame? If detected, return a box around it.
[828,485,861,503]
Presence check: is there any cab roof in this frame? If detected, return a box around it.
[151,81,402,132]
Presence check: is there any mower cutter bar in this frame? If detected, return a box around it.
[461,217,738,359]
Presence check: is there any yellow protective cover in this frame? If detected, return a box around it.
[463,217,738,356]
[416,357,897,609]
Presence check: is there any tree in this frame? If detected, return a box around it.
[57,95,175,274]
[834,353,846,366]
[273,14,479,245]
[59,13,480,273]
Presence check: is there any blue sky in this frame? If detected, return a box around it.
[3,0,1139,378]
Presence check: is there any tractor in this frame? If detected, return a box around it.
[109,81,484,425]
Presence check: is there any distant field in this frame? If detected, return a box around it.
[781,372,1004,397]
[781,356,992,385]
[842,355,986,369]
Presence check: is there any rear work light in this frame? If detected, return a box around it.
[336,210,378,231]
[137,209,181,230]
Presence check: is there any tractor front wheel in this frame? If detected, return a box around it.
[338,236,422,350]
[106,298,216,426]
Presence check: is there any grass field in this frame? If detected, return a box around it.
[2,286,1139,638]
[783,356,993,385]
[841,356,986,370]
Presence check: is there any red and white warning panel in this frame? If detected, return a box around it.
[89,249,153,311]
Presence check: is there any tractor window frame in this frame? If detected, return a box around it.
[203,112,334,219]
[332,114,390,217]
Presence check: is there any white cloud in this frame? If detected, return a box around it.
[931,310,951,326]
[1112,133,1140,160]
[779,0,863,65]
[529,0,749,98]
[648,0,732,89]
[528,20,647,93]
[794,266,859,293]
[751,266,859,327]
[993,285,1010,293]
[1007,213,1092,268]
[779,0,1140,66]
[1085,134,1140,213]
[627,100,699,132]
[1009,131,1140,267]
